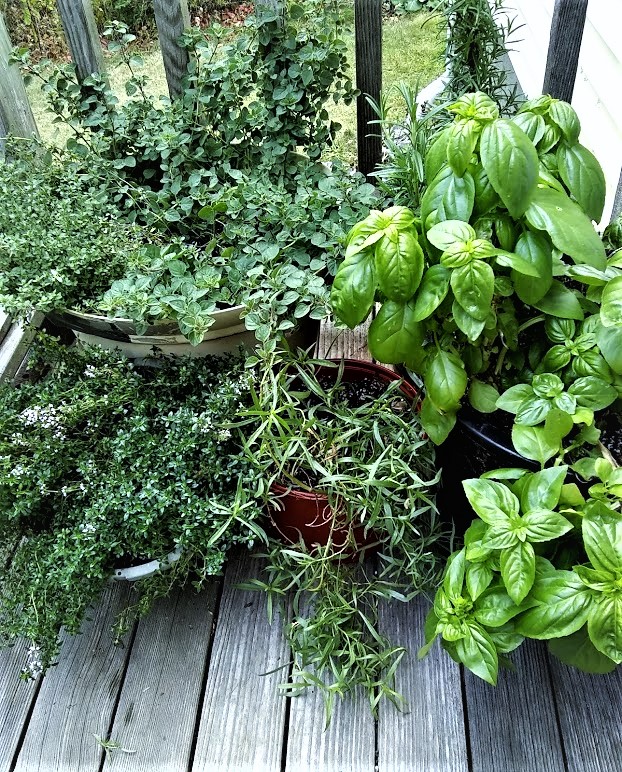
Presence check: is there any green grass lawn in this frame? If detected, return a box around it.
[25,8,445,166]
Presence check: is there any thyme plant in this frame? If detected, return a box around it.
[0,336,262,677]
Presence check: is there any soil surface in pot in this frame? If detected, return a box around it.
[596,408,622,460]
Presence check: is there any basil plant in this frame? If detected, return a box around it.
[331,92,622,446]
[420,465,622,684]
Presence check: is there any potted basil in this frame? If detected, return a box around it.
[329,92,622,518]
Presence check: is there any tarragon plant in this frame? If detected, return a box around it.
[420,465,622,683]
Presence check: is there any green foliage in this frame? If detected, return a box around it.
[433,0,524,113]
[9,6,378,343]
[235,350,446,714]
[0,141,144,319]
[331,91,618,448]
[0,335,263,676]
[421,466,622,683]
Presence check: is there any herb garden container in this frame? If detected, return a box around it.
[46,308,319,358]
[268,359,419,551]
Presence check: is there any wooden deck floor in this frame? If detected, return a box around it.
[1,320,622,772]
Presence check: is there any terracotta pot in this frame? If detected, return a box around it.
[268,359,419,552]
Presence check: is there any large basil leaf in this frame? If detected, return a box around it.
[521,509,574,542]
[455,625,499,685]
[582,505,622,575]
[466,562,494,600]
[368,300,423,366]
[489,625,524,654]
[472,163,500,216]
[548,626,618,674]
[568,376,617,410]
[588,596,622,663]
[515,397,553,426]
[463,478,518,523]
[425,350,468,411]
[419,396,457,445]
[474,586,535,626]
[468,379,500,413]
[451,261,495,320]
[496,383,532,413]
[480,119,539,218]
[330,249,376,329]
[422,167,475,226]
[532,280,584,320]
[447,119,479,177]
[375,230,424,302]
[520,466,568,512]
[425,126,452,184]
[515,571,592,639]
[557,141,606,223]
[412,264,451,321]
[443,549,467,597]
[600,275,622,327]
[595,323,622,373]
[438,171,476,223]
[524,187,606,269]
[427,220,476,251]
[548,100,581,144]
[512,111,546,146]
[511,424,559,464]
[512,230,553,304]
[453,301,486,341]
[501,542,536,604]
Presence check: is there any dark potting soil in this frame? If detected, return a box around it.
[596,408,622,461]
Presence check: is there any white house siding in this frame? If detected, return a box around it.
[501,0,622,225]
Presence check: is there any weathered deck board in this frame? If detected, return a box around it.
[285,684,376,772]
[316,317,372,361]
[102,584,220,772]
[0,641,40,772]
[377,596,469,772]
[464,641,566,772]
[0,313,43,383]
[284,591,376,772]
[548,656,622,772]
[191,550,290,772]
[14,584,134,772]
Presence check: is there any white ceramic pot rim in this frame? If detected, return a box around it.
[111,545,183,582]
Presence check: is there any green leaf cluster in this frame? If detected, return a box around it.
[422,466,622,683]
[331,91,617,446]
[0,335,264,677]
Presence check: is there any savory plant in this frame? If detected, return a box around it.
[420,465,622,683]
[0,335,262,677]
[235,350,445,715]
[331,92,619,450]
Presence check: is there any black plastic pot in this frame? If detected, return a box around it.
[435,405,539,534]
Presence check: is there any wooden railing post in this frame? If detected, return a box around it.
[612,168,622,222]
[0,13,39,145]
[56,0,105,80]
[354,0,382,179]
[542,0,588,102]
[153,0,191,99]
